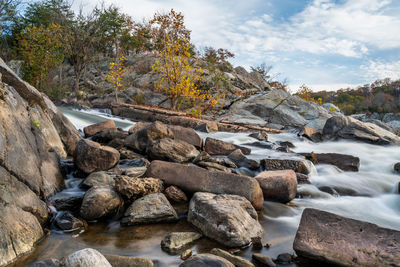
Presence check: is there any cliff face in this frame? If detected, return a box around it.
[0,58,80,266]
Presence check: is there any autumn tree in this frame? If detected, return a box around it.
[16,23,71,89]
[105,54,126,103]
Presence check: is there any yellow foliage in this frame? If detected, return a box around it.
[106,55,126,103]
[296,84,323,105]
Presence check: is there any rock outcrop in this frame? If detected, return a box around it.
[187,192,263,247]
[0,58,80,266]
[293,208,400,266]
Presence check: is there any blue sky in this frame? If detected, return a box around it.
[78,0,400,91]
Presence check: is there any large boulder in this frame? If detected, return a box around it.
[63,248,111,267]
[74,139,120,174]
[301,152,360,172]
[293,208,400,266]
[204,137,251,155]
[0,58,80,265]
[323,116,400,145]
[146,160,264,210]
[187,192,263,247]
[147,138,200,163]
[179,254,234,267]
[261,158,313,174]
[121,193,178,226]
[80,186,122,221]
[83,120,117,137]
[255,170,297,203]
[124,121,174,153]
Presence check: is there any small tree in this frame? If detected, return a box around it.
[16,23,70,89]
[250,63,273,82]
[105,54,126,103]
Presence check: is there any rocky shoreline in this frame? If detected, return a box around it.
[1,58,400,267]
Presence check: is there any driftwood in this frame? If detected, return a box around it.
[111,103,283,134]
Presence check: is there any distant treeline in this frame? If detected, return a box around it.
[309,78,400,114]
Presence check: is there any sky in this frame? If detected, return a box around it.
[75,0,400,91]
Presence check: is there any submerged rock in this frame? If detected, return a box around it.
[55,211,85,231]
[293,208,400,266]
[394,162,400,173]
[74,139,120,174]
[179,253,234,267]
[249,131,268,141]
[80,186,122,221]
[63,248,111,267]
[255,170,297,203]
[27,259,61,267]
[146,160,264,210]
[252,253,276,267]
[147,138,200,163]
[83,120,116,137]
[161,232,202,253]
[211,248,255,267]
[121,193,178,226]
[187,192,263,247]
[104,254,154,267]
[204,137,251,155]
[301,152,360,172]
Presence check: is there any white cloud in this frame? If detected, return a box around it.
[361,60,400,81]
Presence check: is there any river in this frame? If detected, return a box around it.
[13,107,400,266]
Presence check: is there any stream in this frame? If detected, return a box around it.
[13,107,400,266]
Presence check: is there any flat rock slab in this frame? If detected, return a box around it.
[121,193,178,226]
[188,192,263,247]
[104,254,154,267]
[161,232,202,253]
[261,158,312,174]
[293,208,400,267]
[146,160,264,210]
[84,120,117,137]
[179,253,234,267]
[301,152,360,172]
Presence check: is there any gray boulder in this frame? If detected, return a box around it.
[187,192,263,247]
[80,186,122,221]
[293,208,400,266]
[121,193,178,226]
[64,248,111,267]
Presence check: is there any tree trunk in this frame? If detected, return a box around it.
[74,72,80,96]
[115,88,119,104]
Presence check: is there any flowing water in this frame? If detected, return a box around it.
[13,108,400,266]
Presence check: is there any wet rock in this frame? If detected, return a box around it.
[204,137,251,155]
[278,141,295,148]
[161,232,202,253]
[394,162,400,173]
[27,259,61,267]
[194,121,219,133]
[300,127,322,142]
[318,186,363,197]
[296,173,311,184]
[323,116,400,145]
[80,186,122,221]
[228,149,260,170]
[252,253,276,267]
[211,248,255,267]
[276,146,290,153]
[84,120,117,137]
[244,141,277,150]
[275,253,294,264]
[261,158,313,174]
[55,211,85,231]
[179,253,234,267]
[301,152,360,172]
[193,151,211,163]
[147,138,200,163]
[104,254,154,267]
[64,248,111,267]
[188,192,263,247]
[74,139,120,174]
[169,125,203,148]
[146,160,264,210]
[92,129,129,144]
[249,131,268,141]
[118,158,149,168]
[114,176,163,202]
[121,193,178,226]
[124,121,174,153]
[255,170,297,203]
[181,250,192,260]
[197,161,232,173]
[293,208,400,266]
[119,148,143,160]
[251,236,263,250]
[165,186,188,203]
[82,171,115,188]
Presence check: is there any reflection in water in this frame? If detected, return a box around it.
[13,108,400,266]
